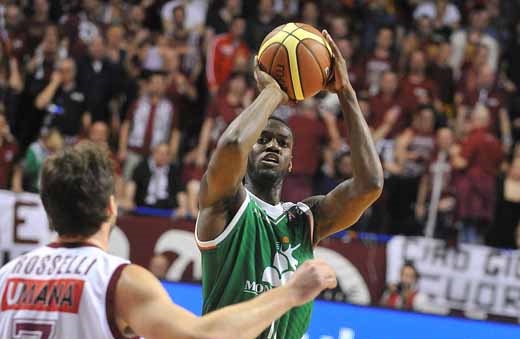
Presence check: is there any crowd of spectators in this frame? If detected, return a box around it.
[1,0,520,249]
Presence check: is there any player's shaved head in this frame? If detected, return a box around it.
[267,115,292,136]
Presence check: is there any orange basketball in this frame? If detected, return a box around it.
[258,22,333,101]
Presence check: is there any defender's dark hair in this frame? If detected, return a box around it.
[40,142,115,237]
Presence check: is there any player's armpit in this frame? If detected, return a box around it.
[304,178,382,244]
[196,186,247,242]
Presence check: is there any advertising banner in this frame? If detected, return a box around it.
[0,190,54,266]
[387,236,520,318]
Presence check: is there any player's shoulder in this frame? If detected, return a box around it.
[0,257,19,276]
[102,250,130,264]
[0,246,47,276]
[301,195,325,211]
[282,200,312,214]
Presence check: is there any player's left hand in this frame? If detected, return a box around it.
[253,56,289,104]
[322,30,352,94]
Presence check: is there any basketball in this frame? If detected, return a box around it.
[258,22,333,101]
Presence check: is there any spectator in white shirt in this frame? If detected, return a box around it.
[413,0,460,30]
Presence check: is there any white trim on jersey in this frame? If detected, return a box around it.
[297,202,315,245]
[195,189,317,249]
[195,193,251,250]
[249,190,285,220]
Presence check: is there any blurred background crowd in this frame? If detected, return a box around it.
[1,0,520,251]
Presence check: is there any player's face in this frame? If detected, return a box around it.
[248,119,293,182]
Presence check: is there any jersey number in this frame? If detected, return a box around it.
[12,320,55,339]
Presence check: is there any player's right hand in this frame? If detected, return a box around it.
[285,259,337,306]
[253,56,289,104]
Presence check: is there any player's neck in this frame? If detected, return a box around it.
[56,223,111,251]
[245,178,282,205]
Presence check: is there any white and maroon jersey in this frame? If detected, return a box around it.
[0,243,132,339]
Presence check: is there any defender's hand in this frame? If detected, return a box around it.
[285,259,337,307]
[322,30,351,93]
[254,56,289,104]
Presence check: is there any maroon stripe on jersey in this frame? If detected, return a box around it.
[105,263,137,339]
[47,242,101,249]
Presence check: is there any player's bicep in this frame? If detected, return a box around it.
[115,264,199,339]
[197,184,247,242]
[306,179,378,242]
[200,141,248,208]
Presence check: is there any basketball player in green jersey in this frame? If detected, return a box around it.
[196,31,384,339]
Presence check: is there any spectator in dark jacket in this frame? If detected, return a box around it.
[76,35,120,123]
[124,143,186,211]
[0,113,19,190]
[34,58,89,144]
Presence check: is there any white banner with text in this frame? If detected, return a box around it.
[387,236,520,317]
[0,190,54,266]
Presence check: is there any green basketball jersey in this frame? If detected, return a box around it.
[197,190,315,339]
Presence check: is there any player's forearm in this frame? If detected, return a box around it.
[196,285,297,339]
[218,86,284,154]
[338,89,383,193]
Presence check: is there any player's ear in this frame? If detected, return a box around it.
[288,160,293,173]
[108,195,117,219]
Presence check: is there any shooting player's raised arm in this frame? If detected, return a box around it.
[197,65,288,241]
[305,31,384,243]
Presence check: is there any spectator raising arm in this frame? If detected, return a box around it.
[169,127,181,162]
[35,71,62,110]
[118,119,130,161]
[196,117,214,166]
[499,107,513,152]
[8,58,23,93]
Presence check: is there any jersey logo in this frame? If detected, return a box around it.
[262,243,301,287]
[244,243,301,295]
[1,278,84,313]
